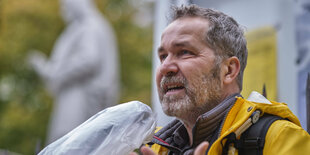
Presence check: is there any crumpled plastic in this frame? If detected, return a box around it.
[38,101,157,155]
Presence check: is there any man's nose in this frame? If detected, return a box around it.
[159,56,178,76]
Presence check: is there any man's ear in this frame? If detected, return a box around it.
[221,56,240,85]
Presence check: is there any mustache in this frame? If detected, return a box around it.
[160,75,187,90]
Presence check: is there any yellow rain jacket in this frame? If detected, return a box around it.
[151,97,310,154]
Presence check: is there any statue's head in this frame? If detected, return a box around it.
[60,0,95,23]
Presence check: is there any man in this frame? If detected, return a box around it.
[135,4,310,155]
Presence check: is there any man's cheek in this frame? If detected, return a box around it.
[155,73,162,88]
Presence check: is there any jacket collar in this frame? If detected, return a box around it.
[192,93,241,146]
[151,94,241,154]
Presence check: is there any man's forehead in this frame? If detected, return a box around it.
[159,17,209,51]
[157,39,193,52]
[166,17,208,31]
[161,17,209,40]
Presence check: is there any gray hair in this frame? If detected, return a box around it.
[169,4,248,91]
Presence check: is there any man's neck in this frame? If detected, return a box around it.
[183,121,195,145]
[181,93,240,146]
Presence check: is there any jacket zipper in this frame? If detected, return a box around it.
[217,103,235,138]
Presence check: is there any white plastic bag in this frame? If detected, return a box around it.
[38,101,156,155]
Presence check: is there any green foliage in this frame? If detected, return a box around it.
[0,0,153,154]
[0,0,62,154]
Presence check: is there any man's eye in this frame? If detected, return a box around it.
[159,54,168,61]
[180,50,193,55]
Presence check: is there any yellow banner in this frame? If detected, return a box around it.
[242,26,277,101]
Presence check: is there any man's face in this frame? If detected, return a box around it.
[156,17,223,122]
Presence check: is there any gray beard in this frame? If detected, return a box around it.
[159,73,222,125]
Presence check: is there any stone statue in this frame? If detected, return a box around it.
[28,0,120,144]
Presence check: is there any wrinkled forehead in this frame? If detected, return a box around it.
[160,17,210,48]
[162,17,210,40]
